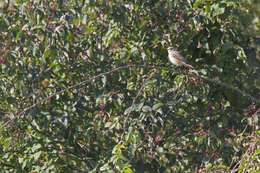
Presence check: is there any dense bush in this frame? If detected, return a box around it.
[0,0,259,172]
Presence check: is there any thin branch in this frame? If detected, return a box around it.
[196,73,260,105]
[120,70,156,143]
[0,65,134,129]
[1,64,259,129]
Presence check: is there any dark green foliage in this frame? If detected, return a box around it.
[0,0,259,172]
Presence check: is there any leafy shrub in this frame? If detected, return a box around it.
[0,0,259,172]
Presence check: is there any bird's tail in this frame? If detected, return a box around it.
[184,63,193,69]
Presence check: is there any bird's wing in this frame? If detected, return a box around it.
[174,52,193,68]
[173,52,188,63]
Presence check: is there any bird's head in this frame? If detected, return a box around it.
[167,47,176,51]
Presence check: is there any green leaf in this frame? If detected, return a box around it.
[44,49,52,58]
[256,130,260,136]
[32,144,41,152]
[222,41,233,53]
[100,163,110,171]
[156,147,164,154]
[124,106,134,115]
[193,0,200,9]
[124,168,133,173]
[142,105,152,112]
[205,5,211,14]
[7,97,16,104]
[212,4,225,17]
[152,103,163,111]
[22,159,27,170]
[253,149,260,156]
[34,151,41,161]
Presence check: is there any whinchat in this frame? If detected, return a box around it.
[167,47,193,69]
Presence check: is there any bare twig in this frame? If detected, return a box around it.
[119,70,156,144]
[1,64,259,129]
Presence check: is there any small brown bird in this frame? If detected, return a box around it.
[167,47,193,69]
